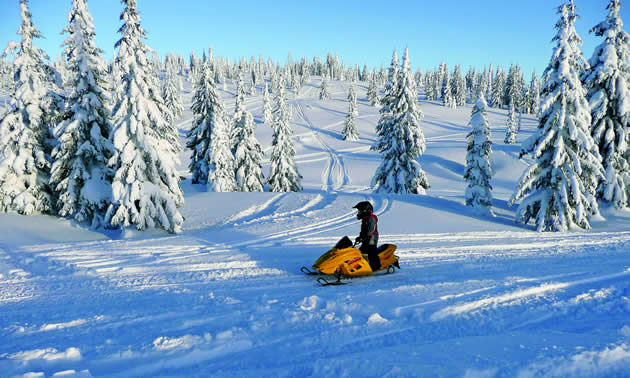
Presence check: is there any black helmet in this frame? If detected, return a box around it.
[353,201,373,219]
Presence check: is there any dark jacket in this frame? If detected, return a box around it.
[358,213,378,246]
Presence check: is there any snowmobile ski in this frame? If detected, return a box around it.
[300,266,322,276]
[317,276,346,286]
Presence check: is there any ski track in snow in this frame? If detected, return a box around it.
[2,78,630,377]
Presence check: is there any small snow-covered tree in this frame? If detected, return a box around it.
[491,67,506,108]
[583,0,630,209]
[50,0,114,228]
[162,65,184,123]
[319,75,330,100]
[263,82,273,124]
[268,85,302,192]
[367,76,380,107]
[0,0,61,215]
[442,74,455,108]
[105,0,184,233]
[372,48,429,194]
[464,93,494,216]
[342,86,359,141]
[453,65,466,107]
[504,100,517,144]
[509,2,604,232]
[528,70,541,114]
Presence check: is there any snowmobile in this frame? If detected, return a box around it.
[301,236,400,286]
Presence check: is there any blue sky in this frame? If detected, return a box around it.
[1,0,628,77]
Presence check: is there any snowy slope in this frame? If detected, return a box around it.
[1,77,630,377]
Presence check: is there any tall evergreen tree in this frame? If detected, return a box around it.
[188,62,225,185]
[0,0,61,215]
[509,2,604,232]
[504,99,517,144]
[105,0,184,233]
[342,86,359,141]
[583,0,630,209]
[268,85,302,192]
[372,48,429,194]
[372,50,399,153]
[465,93,494,216]
[50,0,114,227]
[231,72,264,192]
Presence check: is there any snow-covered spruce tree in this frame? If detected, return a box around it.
[231,70,263,192]
[491,67,506,108]
[105,0,183,233]
[465,93,494,216]
[342,86,359,141]
[367,76,380,107]
[453,65,466,107]
[0,0,61,215]
[528,69,541,114]
[583,0,630,209]
[262,82,273,124]
[372,48,429,194]
[50,0,115,228]
[268,85,302,192]
[208,104,236,193]
[234,67,247,116]
[504,99,517,144]
[509,2,604,232]
[188,62,224,184]
[319,75,330,100]
[372,50,399,153]
[442,74,455,108]
[162,65,184,123]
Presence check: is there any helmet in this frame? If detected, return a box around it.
[353,201,373,219]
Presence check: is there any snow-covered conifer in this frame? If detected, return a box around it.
[319,75,330,100]
[162,65,184,123]
[105,0,183,233]
[50,0,114,227]
[442,74,455,108]
[268,85,302,192]
[208,107,236,192]
[528,70,541,114]
[188,62,224,185]
[372,48,429,194]
[504,100,517,144]
[367,76,380,107]
[491,67,506,108]
[583,0,630,209]
[453,65,466,107]
[464,93,494,216]
[372,50,399,153]
[263,82,273,124]
[0,0,60,215]
[342,86,359,141]
[509,2,604,232]
[231,95,264,192]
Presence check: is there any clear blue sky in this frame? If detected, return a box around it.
[1,0,628,77]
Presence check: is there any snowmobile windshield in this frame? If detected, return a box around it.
[335,236,353,249]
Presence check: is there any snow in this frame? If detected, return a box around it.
[2,72,630,377]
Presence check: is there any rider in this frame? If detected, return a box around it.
[353,201,380,272]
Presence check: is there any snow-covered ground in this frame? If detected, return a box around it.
[2,77,630,377]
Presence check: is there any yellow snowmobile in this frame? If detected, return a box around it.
[301,236,400,286]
